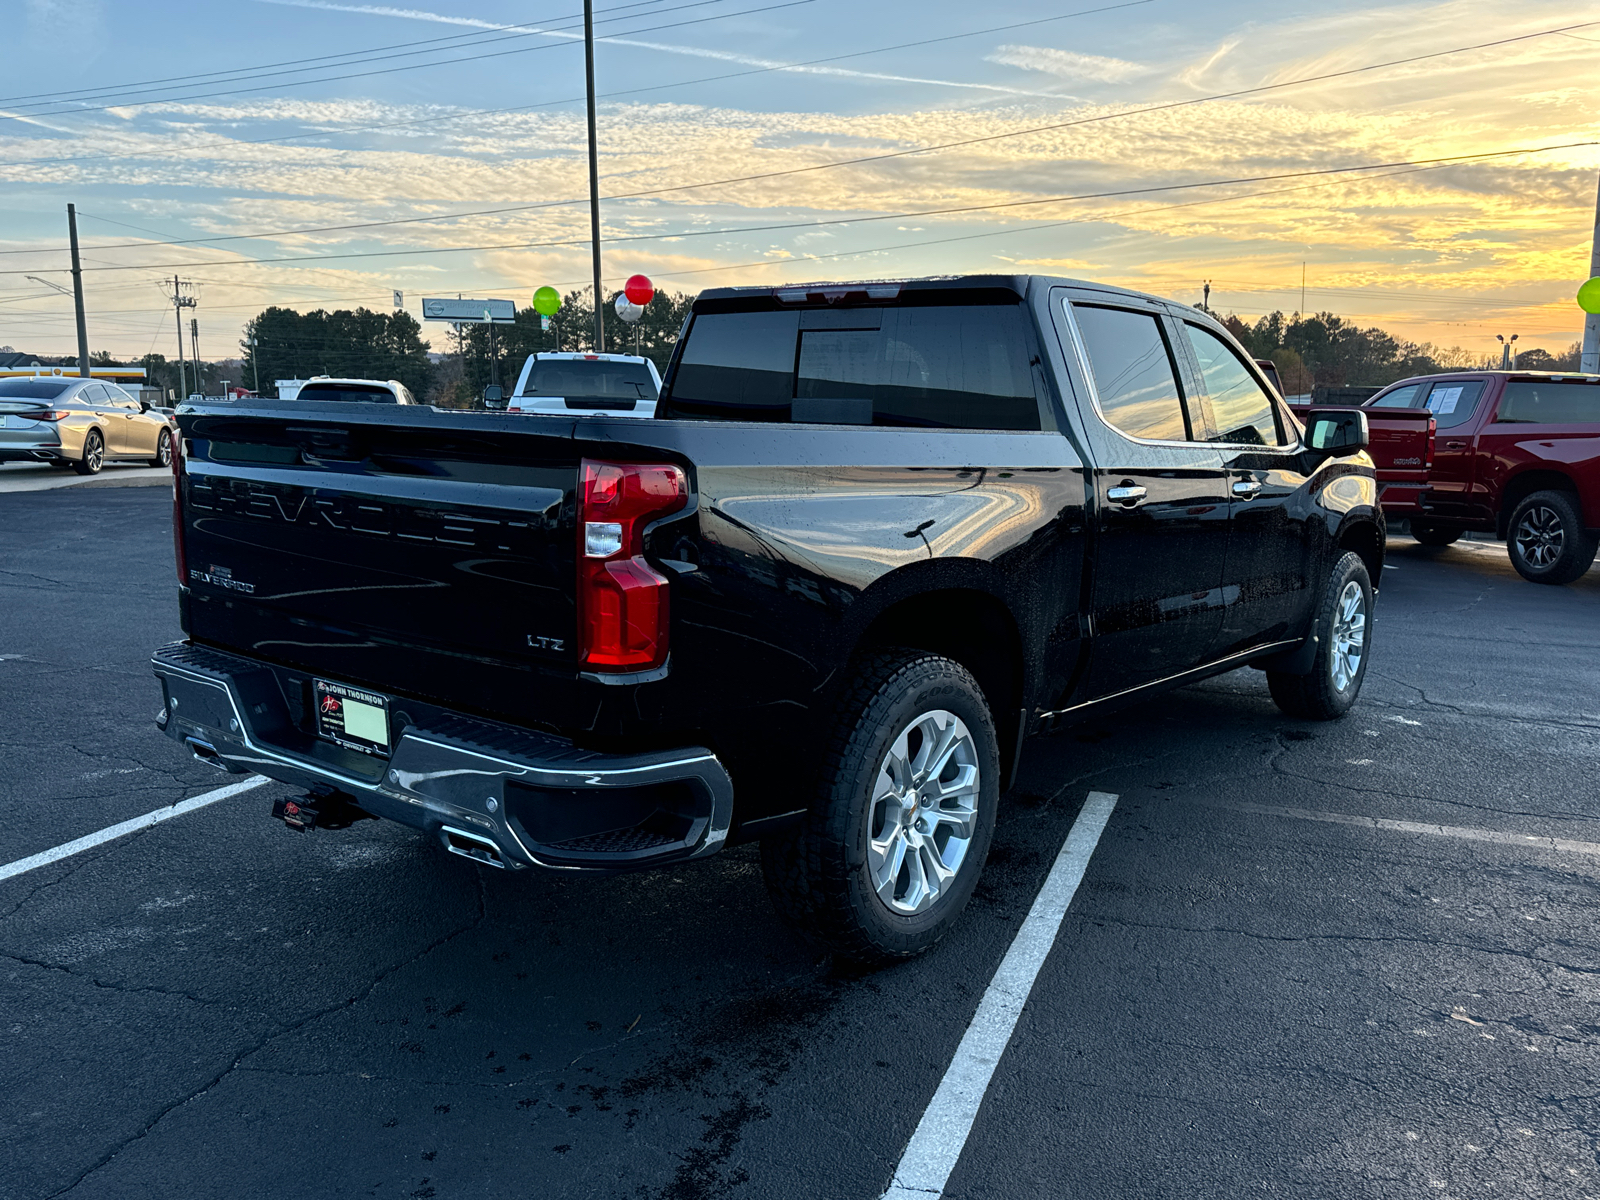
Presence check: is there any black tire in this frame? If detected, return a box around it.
[73,428,104,476]
[1268,551,1372,721]
[1507,490,1598,585]
[150,428,172,470]
[1409,521,1460,547]
[760,651,999,966]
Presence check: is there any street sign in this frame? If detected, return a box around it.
[421,297,516,324]
[393,290,404,309]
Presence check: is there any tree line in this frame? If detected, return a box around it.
[1220,310,1582,396]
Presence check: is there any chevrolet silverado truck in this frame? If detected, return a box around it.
[152,276,1383,963]
[1347,371,1600,584]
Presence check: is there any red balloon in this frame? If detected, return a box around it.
[624,274,655,307]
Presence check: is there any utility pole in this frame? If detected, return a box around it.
[170,276,196,400]
[190,317,201,394]
[583,0,604,353]
[249,336,261,394]
[1584,171,1600,374]
[66,204,90,377]
[1300,262,1306,321]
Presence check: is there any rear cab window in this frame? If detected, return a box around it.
[662,286,1044,430]
[296,383,397,403]
[522,360,658,410]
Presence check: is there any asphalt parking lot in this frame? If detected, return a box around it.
[3,488,1598,1200]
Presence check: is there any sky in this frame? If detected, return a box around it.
[1,0,1597,361]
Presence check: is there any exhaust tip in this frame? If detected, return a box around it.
[440,825,506,869]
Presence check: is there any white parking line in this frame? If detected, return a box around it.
[0,776,270,884]
[881,790,1119,1200]
[1224,800,1600,857]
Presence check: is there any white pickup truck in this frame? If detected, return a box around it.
[506,352,660,418]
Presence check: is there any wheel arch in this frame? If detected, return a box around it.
[850,574,1026,789]
[1496,469,1581,538]
[1335,516,1385,589]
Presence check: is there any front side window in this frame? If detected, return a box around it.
[1071,304,1190,442]
[1495,380,1600,425]
[1422,380,1485,429]
[1184,324,1287,446]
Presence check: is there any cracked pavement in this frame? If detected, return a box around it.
[2,492,1598,1199]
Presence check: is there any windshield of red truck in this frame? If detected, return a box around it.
[664,302,1042,429]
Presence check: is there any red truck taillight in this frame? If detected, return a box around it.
[578,458,687,672]
[172,433,187,587]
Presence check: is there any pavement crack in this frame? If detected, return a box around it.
[0,949,220,1006]
[40,875,490,1199]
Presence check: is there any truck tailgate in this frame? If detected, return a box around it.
[178,405,582,730]
[1292,401,1433,513]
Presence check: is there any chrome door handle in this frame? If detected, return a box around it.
[1232,480,1262,497]
[1106,484,1147,504]
[1444,440,1467,449]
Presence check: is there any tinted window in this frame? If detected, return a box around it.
[1422,380,1484,429]
[669,311,799,422]
[80,383,109,403]
[1072,304,1189,441]
[795,307,1039,429]
[1185,324,1286,446]
[103,383,138,408]
[523,360,658,403]
[1495,381,1600,425]
[1369,383,1425,408]
[666,304,1041,429]
[296,384,396,403]
[0,379,71,399]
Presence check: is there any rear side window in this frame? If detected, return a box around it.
[0,379,71,399]
[665,303,1041,429]
[1370,383,1425,409]
[1422,381,1484,429]
[1495,381,1600,425]
[1072,304,1189,442]
[1184,323,1288,446]
[296,384,396,403]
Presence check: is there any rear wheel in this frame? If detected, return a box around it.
[1268,551,1372,721]
[1409,521,1460,547]
[73,428,104,476]
[150,428,172,469]
[1508,490,1597,585]
[760,651,999,966]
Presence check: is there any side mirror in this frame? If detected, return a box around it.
[139,399,152,412]
[1303,407,1369,454]
[483,384,505,406]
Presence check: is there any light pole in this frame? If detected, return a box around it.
[1496,333,1518,369]
[248,336,261,395]
[583,0,604,352]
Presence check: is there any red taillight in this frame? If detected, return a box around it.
[21,409,69,422]
[172,434,188,588]
[578,458,687,671]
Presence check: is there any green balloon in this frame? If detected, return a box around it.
[1579,277,1600,315]
[533,286,562,317]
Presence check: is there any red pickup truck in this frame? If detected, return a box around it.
[1352,371,1600,584]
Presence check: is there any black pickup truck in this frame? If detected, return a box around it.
[152,275,1382,963]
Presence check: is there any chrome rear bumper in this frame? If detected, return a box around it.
[151,641,734,871]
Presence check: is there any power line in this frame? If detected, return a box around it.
[1,0,814,121]
[8,18,1593,264]
[12,141,1591,277]
[0,0,669,107]
[0,1,1150,172]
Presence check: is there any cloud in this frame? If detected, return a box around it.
[986,45,1152,84]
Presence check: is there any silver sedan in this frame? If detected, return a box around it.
[0,377,174,475]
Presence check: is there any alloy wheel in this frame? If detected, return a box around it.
[866,709,980,916]
[157,430,172,468]
[1329,580,1366,693]
[1515,506,1564,570]
[84,432,103,472]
